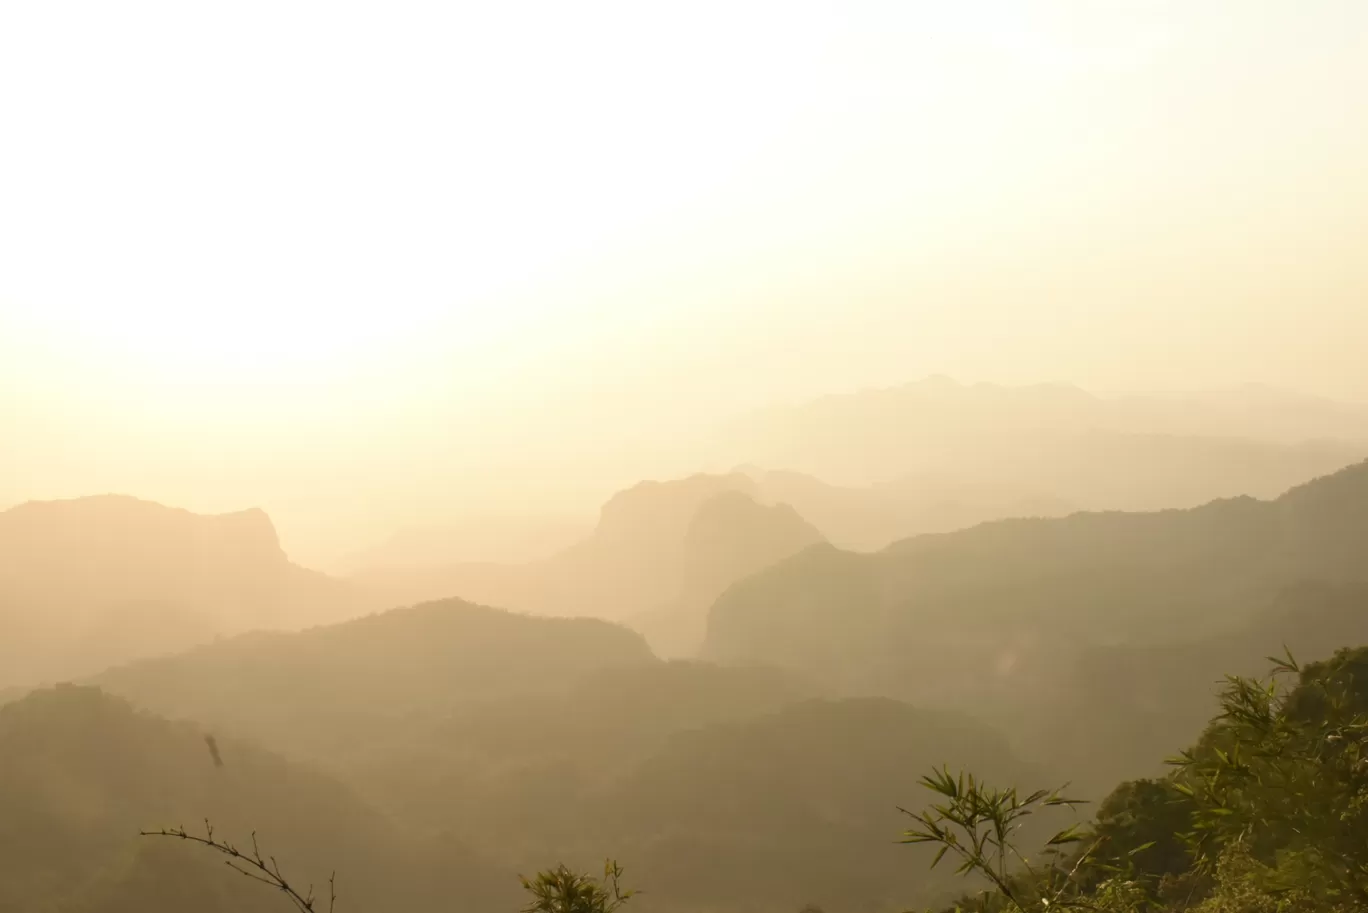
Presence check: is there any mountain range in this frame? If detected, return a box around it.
[2,600,1054,913]
[720,377,1368,497]
[0,495,364,686]
[703,459,1368,791]
[9,379,1368,912]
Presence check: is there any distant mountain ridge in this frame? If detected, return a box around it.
[702,459,1368,790]
[342,467,1083,653]
[720,376,1368,494]
[346,475,821,644]
[732,376,1368,444]
[345,450,1368,656]
[738,467,1078,552]
[630,490,827,655]
[0,495,364,687]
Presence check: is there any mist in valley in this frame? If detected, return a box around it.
[5,2,1368,912]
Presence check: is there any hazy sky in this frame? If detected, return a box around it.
[3,1,1367,562]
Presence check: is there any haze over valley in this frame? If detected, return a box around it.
[5,2,1368,912]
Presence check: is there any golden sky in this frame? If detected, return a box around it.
[3,1,1367,562]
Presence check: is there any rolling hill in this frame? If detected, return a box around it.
[0,683,510,913]
[703,460,1368,791]
[77,601,1054,913]
[92,598,657,764]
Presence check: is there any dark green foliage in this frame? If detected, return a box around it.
[1090,779,1195,886]
[1167,648,1368,907]
[899,768,1091,910]
[520,861,636,913]
[903,646,1368,913]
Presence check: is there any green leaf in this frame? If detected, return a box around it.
[1047,825,1086,846]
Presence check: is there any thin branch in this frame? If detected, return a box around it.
[1048,837,1107,911]
[141,820,336,913]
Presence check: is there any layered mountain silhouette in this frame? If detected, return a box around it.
[740,467,1077,552]
[2,468,1082,688]
[347,474,759,617]
[14,379,1368,913]
[91,599,656,763]
[0,684,509,913]
[14,457,1368,911]
[0,495,365,686]
[721,377,1368,502]
[343,471,1082,655]
[630,490,827,655]
[65,601,1049,913]
[337,381,1368,658]
[702,460,1368,791]
[347,475,831,654]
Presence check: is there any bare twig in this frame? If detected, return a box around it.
[141,819,336,913]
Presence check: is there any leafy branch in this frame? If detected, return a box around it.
[899,767,1098,911]
[1166,648,1368,904]
[518,859,638,913]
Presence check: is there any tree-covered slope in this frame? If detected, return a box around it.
[355,691,1052,913]
[703,461,1368,790]
[92,598,657,763]
[0,684,509,913]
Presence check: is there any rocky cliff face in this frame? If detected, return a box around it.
[680,490,825,610]
[0,495,357,686]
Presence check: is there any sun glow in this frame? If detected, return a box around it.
[6,0,1368,562]
[2,1,1112,396]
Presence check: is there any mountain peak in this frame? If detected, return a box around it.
[1,494,284,552]
[0,495,357,687]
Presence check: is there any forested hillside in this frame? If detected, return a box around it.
[0,685,511,913]
[91,600,656,762]
[704,461,1368,791]
[11,0,1368,907]
[906,644,1368,913]
[64,599,1042,912]
[0,617,1054,912]
[65,622,1368,913]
